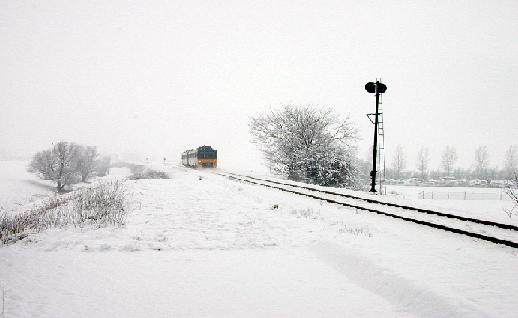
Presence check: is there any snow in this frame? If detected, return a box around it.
[0,161,131,215]
[1,165,518,317]
[1,249,406,318]
[386,185,517,226]
[229,174,518,243]
[243,173,518,227]
[0,161,55,213]
[386,185,510,200]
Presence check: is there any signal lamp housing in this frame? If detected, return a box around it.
[365,82,376,93]
[365,81,387,94]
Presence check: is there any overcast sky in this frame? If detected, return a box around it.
[1,0,517,171]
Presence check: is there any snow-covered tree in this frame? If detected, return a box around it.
[95,155,111,177]
[391,144,405,179]
[473,145,490,181]
[441,145,458,176]
[75,145,99,182]
[29,141,81,191]
[504,145,518,179]
[453,167,471,180]
[505,172,518,218]
[250,105,359,188]
[416,147,429,180]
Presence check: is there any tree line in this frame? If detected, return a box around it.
[386,144,517,182]
[249,104,517,189]
[28,141,111,192]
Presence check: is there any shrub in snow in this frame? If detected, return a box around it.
[129,168,169,180]
[0,180,128,244]
[28,141,111,190]
[95,155,111,177]
[504,172,518,219]
[290,207,319,219]
[28,141,81,192]
[75,145,99,182]
[72,180,127,225]
[338,224,373,237]
[250,105,360,189]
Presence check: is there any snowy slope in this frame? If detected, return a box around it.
[0,167,517,317]
[0,161,55,213]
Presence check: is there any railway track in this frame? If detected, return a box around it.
[217,171,518,249]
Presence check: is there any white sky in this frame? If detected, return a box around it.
[1,0,517,171]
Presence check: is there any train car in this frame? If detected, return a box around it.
[181,146,217,168]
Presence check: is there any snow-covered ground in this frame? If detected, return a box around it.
[0,161,55,213]
[1,166,518,317]
[385,185,510,200]
[385,185,516,226]
[239,172,517,227]
[0,161,132,215]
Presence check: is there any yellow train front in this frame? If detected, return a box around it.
[181,146,217,168]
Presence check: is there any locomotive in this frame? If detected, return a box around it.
[181,146,217,168]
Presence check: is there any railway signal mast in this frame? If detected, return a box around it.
[365,80,387,193]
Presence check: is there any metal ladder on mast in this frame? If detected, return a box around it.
[377,93,386,194]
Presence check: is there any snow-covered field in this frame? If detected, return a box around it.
[0,161,131,215]
[385,185,516,226]
[386,185,509,200]
[0,161,55,213]
[1,165,518,317]
[243,172,517,226]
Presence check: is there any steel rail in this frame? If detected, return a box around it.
[217,172,518,249]
[229,173,518,232]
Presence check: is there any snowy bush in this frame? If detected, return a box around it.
[250,105,360,188]
[28,141,81,192]
[129,168,169,180]
[338,224,373,237]
[504,172,518,218]
[75,145,99,182]
[0,181,128,244]
[290,207,320,219]
[95,155,111,177]
[28,141,111,190]
[72,180,127,225]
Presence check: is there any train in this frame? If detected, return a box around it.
[181,146,218,168]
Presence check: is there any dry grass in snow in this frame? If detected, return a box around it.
[0,180,128,244]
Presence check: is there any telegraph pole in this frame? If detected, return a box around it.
[365,80,387,193]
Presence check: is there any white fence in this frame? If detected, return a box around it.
[418,191,510,200]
